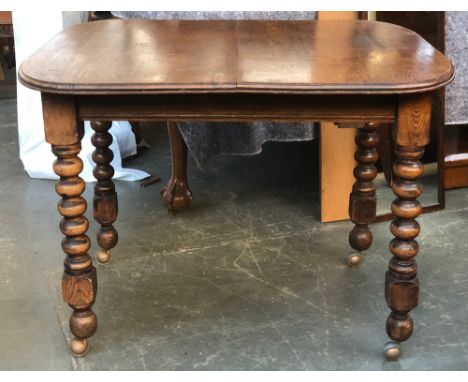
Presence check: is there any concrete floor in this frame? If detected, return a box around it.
[1,95,468,370]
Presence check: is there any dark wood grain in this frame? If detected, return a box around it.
[42,94,80,145]
[19,20,454,95]
[395,93,433,147]
[237,20,453,94]
[77,94,397,122]
[20,20,237,94]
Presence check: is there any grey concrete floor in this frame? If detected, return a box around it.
[1,95,468,370]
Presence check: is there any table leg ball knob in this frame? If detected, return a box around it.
[96,249,112,265]
[70,338,89,357]
[347,252,363,267]
[383,341,401,361]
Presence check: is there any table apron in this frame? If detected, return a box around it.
[76,94,397,124]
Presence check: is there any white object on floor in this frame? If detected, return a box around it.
[13,11,149,182]
[22,121,149,182]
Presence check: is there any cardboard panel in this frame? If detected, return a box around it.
[318,11,359,222]
[0,11,12,24]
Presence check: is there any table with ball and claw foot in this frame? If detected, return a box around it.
[18,19,454,360]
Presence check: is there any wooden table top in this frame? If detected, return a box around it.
[19,19,454,95]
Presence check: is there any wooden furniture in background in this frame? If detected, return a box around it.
[19,19,453,360]
[445,128,468,188]
[160,121,193,211]
[0,11,14,84]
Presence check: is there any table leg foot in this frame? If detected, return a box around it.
[161,121,192,212]
[70,338,89,357]
[69,308,96,356]
[348,122,379,266]
[96,248,112,265]
[53,143,97,356]
[91,121,118,264]
[385,145,424,352]
[347,251,363,267]
[161,178,193,212]
[383,341,401,361]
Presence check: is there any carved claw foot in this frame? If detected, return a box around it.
[162,121,192,212]
[160,178,193,212]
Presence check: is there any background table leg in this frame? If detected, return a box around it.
[52,143,97,357]
[348,122,379,266]
[160,121,193,212]
[91,121,118,265]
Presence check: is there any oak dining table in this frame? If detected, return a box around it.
[18,19,454,361]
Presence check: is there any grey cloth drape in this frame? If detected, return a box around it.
[112,11,317,21]
[112,11,318,168]
[445,12,468,125]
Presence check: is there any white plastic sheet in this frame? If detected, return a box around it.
[12,11,149,182]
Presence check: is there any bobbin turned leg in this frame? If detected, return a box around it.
[347,122,379,266]
[384,145,424,360]
[161,121,192,212]
[384,94,432,361]
[91,121,118,265]
[52,143,97,356]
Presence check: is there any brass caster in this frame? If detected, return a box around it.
[347,252,363,267]
[383,341,401,361]
[70,338,89,357]
[96,249,112,265]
